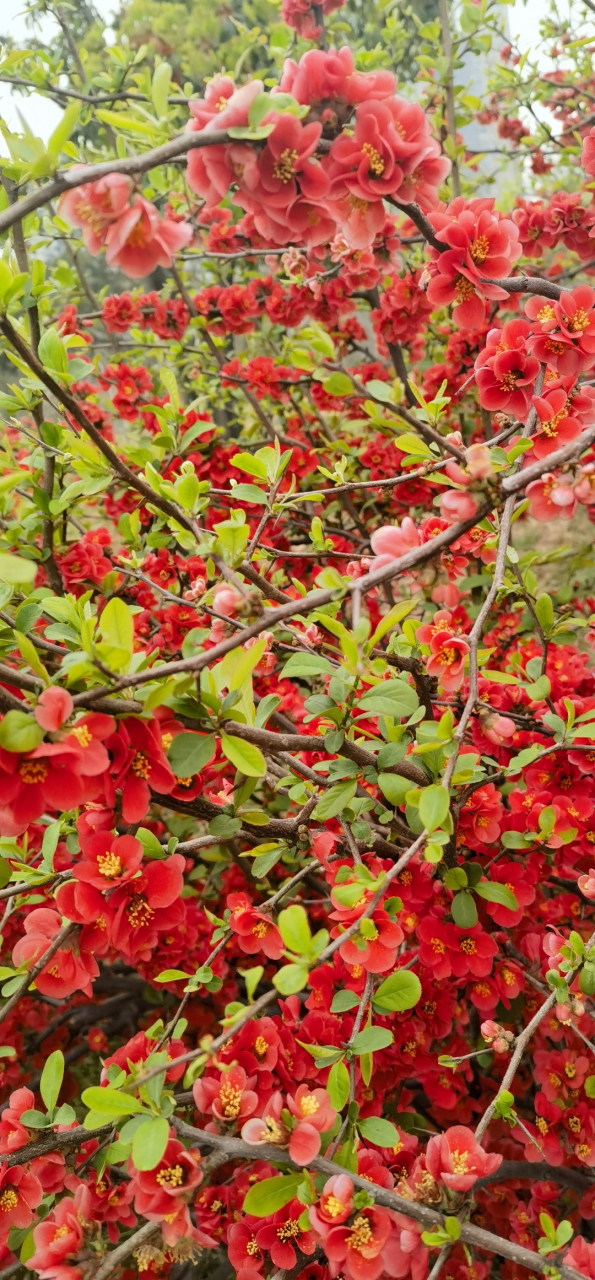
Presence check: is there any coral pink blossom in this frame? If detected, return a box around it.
[425,1125,502,1191]
[34,687,74,732]
[526,473,577,521]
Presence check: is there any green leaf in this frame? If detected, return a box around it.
[378,773,411,807]
[312,778,357,821]
[252,847,286,878]
[136,827,166,859]
[155,969,192,983]
[152,61,172,118]
[475,882,519,910]
[373,970,421,1013]
[322,372,353,396]
[278,904,311,954]
[0,710,44,753]
[40,1049,64,1114]
[356,680,419,719]
[272,963,309,995]
[167,733,216,777]
[480,670,521,685]
[351,1027,393,1055]
[281,653,335,679]
[81,1087,146,1117]
[535,593,554,632]
[327,1060,350,1110]
[131,1117,170,1171]
[243,1174,304,1217]
[231,452,268,480]
[358,1117,400,1147]
[230,484,268,505]
[451,891,478,928]
[47,100,81,157]
[220,733,266,778]
[418,785,449,832]
[99,597,133,653]
[331,990,360,1013]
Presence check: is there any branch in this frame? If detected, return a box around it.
[172,1123,587,1280]
[0,130,237,237]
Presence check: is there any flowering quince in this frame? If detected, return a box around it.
[6,15,595,1280]
[12,908,99,997]
[425,1125,502,1191]
[227,892,285,959]
[193,1065,259,1123]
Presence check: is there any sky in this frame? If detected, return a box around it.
[0,0,550,148]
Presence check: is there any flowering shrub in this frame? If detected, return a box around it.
[0,6,595,1280]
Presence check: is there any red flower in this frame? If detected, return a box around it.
[129,1133,202,1217]
[255,1197,316,1269]
[324,1204,392,1280]
[474,320,540,416]
[106,717,176,821]
[335,909,404,973]
[530,387,582,459]
[12,907,99,997]
[425,1124,502,1191]
[73,832,144,889]
[109,854,186,960]
[227,893,285,960]
[29,1185,89,1274]
[193,1065,259,1123]
[0,1160,43,1231]
[425,635,469,692]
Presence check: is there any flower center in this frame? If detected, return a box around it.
[325,1195,346,1218]
[431,937,446,955]
[246,1240,260,1256]
[219,1082,243,1119]
[127,894,154,929]
[54,1225,70,1240]
[537,304,555,322]
[451,1149,471,1173]
[264,1117,285,1143]
[131,750,151,779]
[72,724,93,747]
[0,1188,17,1211]
[254,1036,268,1060]
[277,1219,300,1241]
[97,851,123,880]
[348,1215,374,1252]
[460,938,477,954]
[252,921,269,938]
[455,275,476,302]
[499,372,518,392]
[156,1164,185,1188]
[535,1116,548,1135]
[470,234,490,264]
[300,1095,320,1117]
[19,760,48,784]
[566,307,589,333]
[273,149,299,183]
[362,142,385,177]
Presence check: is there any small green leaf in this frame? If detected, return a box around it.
[418,785,449,832]
[281,653,335,679]
[351,1027,393,1055]
[0,710,44,753]
[373,970,421,1013]
[278,904,311,954]
[327,1060,350,1110]
[81,1087,145,1117]
[167,733,216,777]
[131,1117,170,1171]
[358,1117,400,1147]
[243,1174,304,1217]
[40,1049,64,1114]
[220,733,266,778]
[451,891,478,928]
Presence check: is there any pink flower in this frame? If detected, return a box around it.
[530,388,583,459]
[578,868,595,898]
[474,320,540,416]
[285,1085,337,1164]
[425,1125,502,1191]
[583,127,595,176]
[324,1204,393,1280]
[278,47,396,107]
[465,443,493,479]
[0,1160,43,1230]
[309,1175,354,1237]
[104,196,191,278]
[73,832,144,890]
[58,173,133,254]
[370,518,420,564]
[439,490,479,524]
[526,473,577,521]
[193,1065,259,1123]
[479,712,516,746]
[426,635,469,692]
[34,687,74,732]
[564,1236,595,1280]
